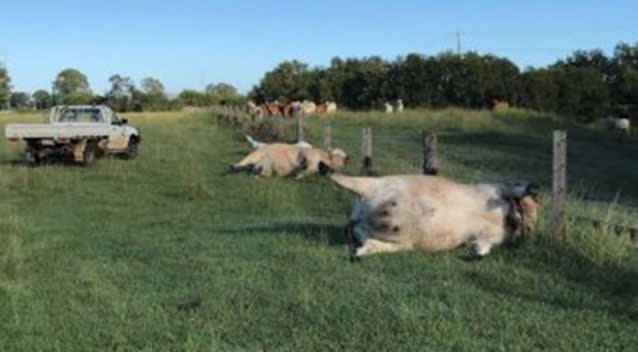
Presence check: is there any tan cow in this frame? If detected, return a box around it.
[262,101,284,117]
[320,166,540,260]
[232,143,348,178]
[316,103,328,115]
[300,100,316,115]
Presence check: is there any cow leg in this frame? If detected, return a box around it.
[354,238,404,258]
[230,163,254,173]
[464,237,495,261]
[254,163,272,178]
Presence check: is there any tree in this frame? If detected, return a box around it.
[553,49,611,73]
[205,82,240,104]
[32,90,52,110]
[612,68,638,107]
[10,92,30,110]
[553,67,610,122]
[0,67,11,109]
[141,77,165,95]
[53,68,93,104]
[178,90,210,106]
[256,60,312,102]
[140,77,168,111]
[106,74,135,111]
[520,69,558,112]
[107,74,134,99]
[613,42,638,70]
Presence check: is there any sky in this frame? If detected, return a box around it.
[1,0,637,95]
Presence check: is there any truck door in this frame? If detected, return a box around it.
[107,112,130,151]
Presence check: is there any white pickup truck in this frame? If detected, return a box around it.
[5,105,141,166]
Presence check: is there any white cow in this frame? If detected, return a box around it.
[599,116,631,135]
[301,100,317,115]
[246,101,264,120]
[326,101,338,114]
[320,165,541,261]
[394,99,404,113]
[384,102,394,113]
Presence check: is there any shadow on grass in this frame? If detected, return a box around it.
[465,241,638,323]
[216,221,348,246]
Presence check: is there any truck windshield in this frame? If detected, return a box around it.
[57,108,103,123]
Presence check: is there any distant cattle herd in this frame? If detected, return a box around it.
[245,100,337,119]
[238,98,632,136]
[244,99,406,119]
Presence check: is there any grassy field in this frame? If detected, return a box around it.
[0,109,637,351]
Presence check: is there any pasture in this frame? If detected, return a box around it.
[0,109,637,351]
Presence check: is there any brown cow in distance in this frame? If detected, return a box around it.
[315,103,328,115]
[283,103,294,118]
[262,102,284,117]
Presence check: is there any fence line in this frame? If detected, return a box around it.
[211,107,636,245]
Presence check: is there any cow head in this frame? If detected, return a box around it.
[504,184,541,247]
[329,148,348,169]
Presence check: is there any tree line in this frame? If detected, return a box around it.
[1,41,637,121]
[0,68,244,112]
[250,42,638,122]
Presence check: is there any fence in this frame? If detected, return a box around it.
[212,106,638,245]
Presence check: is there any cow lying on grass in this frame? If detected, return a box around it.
[232,141,348,178]
[318,162,540,261]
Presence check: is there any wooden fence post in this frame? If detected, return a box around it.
[551,130,567,240]
[324,120,332,150]
[276,116,285,141]
[422,130,438,175]
[296,114,305,142]
[361,127,373,174]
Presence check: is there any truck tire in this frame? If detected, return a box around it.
[25,148,41,167]
[81,143,96,167]
[124,140,138,159]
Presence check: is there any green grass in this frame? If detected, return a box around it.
[0,109,637,351]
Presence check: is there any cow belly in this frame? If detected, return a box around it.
[352,195,478,253]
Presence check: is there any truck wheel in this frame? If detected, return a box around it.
[125,140,138,159]
[81,144,96,167]
[26,149,41,167]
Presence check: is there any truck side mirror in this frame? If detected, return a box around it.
[121,118,128,124]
